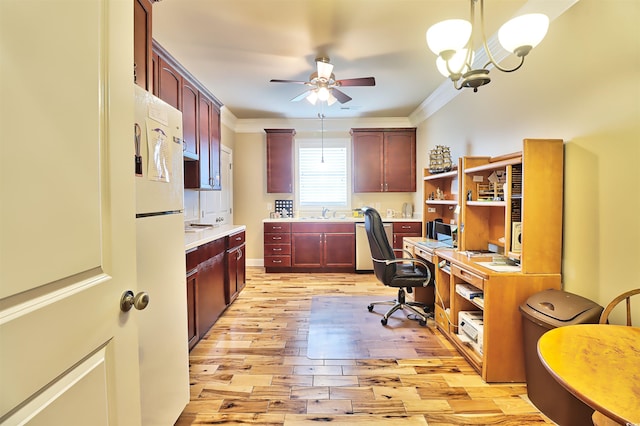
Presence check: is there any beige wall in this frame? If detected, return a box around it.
[413,0,639,322]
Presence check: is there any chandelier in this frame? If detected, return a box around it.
[426,0,549,92]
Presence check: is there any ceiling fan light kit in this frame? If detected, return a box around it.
[270,57,375,106]
[426,0,549,92]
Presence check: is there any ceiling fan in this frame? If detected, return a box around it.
[270,57,375,105]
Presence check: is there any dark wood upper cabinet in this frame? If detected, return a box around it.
[384,130,416,192]
[133,0,153,90]
[351,128,416,193]
[181,81,198,159]
[351,131,384,192]
[157,56,181,110]
[209,106,221,190]
[153,40,224,190]
[265,129,295,193]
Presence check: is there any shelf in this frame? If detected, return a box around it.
[466,201,506,207]
[464,156,522,174]
[424,169,458,181]
[450,333,483,372]
[425,199,458,205]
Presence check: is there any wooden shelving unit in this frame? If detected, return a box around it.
[426,139,564,383]
[423,166,461,236]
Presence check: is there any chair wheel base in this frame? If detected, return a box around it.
[381,318,388,325]
[367,304,374,312]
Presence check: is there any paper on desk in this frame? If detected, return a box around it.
[475,262,521,272]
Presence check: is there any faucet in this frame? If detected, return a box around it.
[321,207,329,218]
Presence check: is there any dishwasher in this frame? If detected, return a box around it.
[355,222,393,272]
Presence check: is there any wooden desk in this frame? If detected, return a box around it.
[537,324,640,425]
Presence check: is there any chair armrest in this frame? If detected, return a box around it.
[393,248,414,258]
[371,257,432,282]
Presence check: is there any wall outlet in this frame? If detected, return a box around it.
[428,207,436,213]
[267,202,273,211]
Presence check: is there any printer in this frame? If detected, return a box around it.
[458,311,484,355]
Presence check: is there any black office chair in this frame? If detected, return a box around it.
[362,207,432,326]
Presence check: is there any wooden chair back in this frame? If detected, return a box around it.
[598,288,640,325]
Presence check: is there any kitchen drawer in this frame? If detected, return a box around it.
[264,233,291,244]
[264,244,291,256]
[264,256,291,267]
[434,304,450,333]
[393,222,421,233]
[292,222,354,234]
[451,264,484,290]
[228,230,245,248]
[264,222,291,233]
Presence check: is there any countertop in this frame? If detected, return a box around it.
[185,224,246,251]
[263,217,421,223]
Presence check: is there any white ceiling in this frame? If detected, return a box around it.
[152,0,567,120]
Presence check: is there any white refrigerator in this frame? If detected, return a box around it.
[134,85,190,425]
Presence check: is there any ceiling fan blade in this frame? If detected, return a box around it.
[336,77,376,87]
[290,90,312,102]
[331,88,352,104]
[270,79,309,84]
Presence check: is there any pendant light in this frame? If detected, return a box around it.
[426,0,549,92]
[318,113,325,164]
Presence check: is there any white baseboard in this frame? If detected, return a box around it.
[247,258,264,267]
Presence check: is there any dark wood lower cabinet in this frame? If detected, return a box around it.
[185,268,198,350]
[324,233,355,268]
[226,231,246,305]
[196,241,226,339]
[186,230,247,349]
[290,223,355,272]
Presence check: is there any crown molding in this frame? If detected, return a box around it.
[233,116,412,134]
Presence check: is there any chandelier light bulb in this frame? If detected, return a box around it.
[498,13,549,57]
[426,19,472,56]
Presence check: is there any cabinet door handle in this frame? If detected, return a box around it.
[272,259,282,264]
[273,226,282,230]
[402,225,411,229]
[272,236,282,240]
[235,236,242,241]
[272,247,282,252]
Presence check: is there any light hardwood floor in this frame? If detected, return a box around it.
[175,268,554,425]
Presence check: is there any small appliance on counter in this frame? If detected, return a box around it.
[401,202,413,218]
[275,199,294,218]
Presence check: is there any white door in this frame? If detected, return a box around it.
[0,2,142,425]
[200,146,233,224]
[221,146,234,223]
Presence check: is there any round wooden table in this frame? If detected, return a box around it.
[537,324,640,425]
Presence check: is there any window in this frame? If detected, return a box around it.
[297,139,349,210]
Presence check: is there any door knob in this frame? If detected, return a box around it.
[120,290,150,312]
